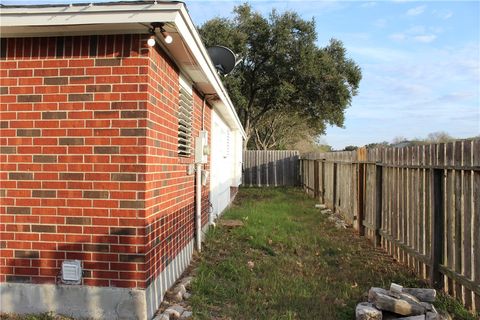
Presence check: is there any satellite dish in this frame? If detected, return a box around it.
[207,46,237,75]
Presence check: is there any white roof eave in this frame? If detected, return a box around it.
[0,2,246,139]
[175,5,246,139]
[0,3,182,28]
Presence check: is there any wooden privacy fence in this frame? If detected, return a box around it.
[242,150,300,187]
[300,139,480,312]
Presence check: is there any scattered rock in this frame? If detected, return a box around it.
[396,315,425,320]
[402,288,436,303]
[356,302,382,320]
[390,283,403,294]
[420,302,433,311]
[426,312,438,320]
[383,311,401,320]
[356,284,448,320]
[368,287,426,316]
[397,292,422,308]
[325,212,349,229]
[180,310,193,319]
[321,209,332,215]
[247,260,255,269]
[179,276,193,289]
[164,305,185,319]
[167,284,186,302]
[315,204,327,209]
[155,267,197,318]
[153,314,170,320]
[335,220,347,229]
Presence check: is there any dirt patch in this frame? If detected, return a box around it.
[217,219,244,228]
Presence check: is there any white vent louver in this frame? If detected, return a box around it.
[225,131,230,158]
[61,260,82,284]
[178,86,193,157]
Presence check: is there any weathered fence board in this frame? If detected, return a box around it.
[300,138,480,312]
[243,150,300,187]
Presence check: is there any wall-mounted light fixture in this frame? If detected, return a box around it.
[147,34,156,47]
[160,27,173,44]
[148,22,173,47]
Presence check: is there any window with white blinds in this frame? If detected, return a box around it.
[178,78,193,157]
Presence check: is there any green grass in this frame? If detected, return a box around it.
[191,187,478,320]
[0,313,72,320]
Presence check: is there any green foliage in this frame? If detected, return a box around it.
[364,131,459,149]
[292,138,333,153]
[365,141,389,149]
[434,293,479,320]
[0,312,73,320]
[199,5,362,149]
[343,145,358,151]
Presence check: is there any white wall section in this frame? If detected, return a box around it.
[210,111,241,219]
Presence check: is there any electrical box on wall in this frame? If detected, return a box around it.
[201,170,209,186]
[195,130,209,164]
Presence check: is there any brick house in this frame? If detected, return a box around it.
[0,1,245,319]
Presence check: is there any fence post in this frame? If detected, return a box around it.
[430,168,444,289]
[314,160,319,198]
[265,151,269,187]
[358,162,365,236]
[303,159,307,192]
[249,151,253,187]
[256,151,261,187]
[374,164,383,247]
[295,154,300,187]
[298,158,302,188]
[333,162,338,213]
[321,159,326,204]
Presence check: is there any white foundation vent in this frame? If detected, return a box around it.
[61,260,82,284]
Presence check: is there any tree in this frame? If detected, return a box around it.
[199,4,361,149]
[343,145,358,151]
[391,136,408,145]
[251,110,316,149]
[365,141,389,149]
[426,131,454,143]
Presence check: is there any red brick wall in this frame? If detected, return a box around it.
[0,35,210,289]
[144,44,211,286]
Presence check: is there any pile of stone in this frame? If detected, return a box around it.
[315,203,349,229]
[356,283,450,320]
[154,276,194,320]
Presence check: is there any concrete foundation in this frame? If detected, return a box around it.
[0,282,147,319]
[145,239,194,319]
[0,237,199,320]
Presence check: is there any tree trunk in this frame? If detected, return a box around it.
[243,119,252,151]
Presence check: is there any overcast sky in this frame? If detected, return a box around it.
[2,0,479,149]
